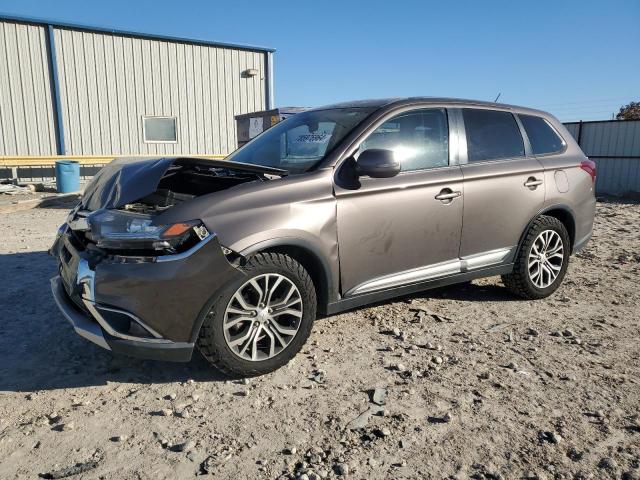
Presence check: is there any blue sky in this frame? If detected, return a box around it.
[1,0,638,121]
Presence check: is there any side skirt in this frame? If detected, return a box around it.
[324,264,514,315]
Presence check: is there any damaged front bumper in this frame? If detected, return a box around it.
[50,275,195,361]
[50,224,245,362]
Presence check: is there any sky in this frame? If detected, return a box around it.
[1,0,638,122]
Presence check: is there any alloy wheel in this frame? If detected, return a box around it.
[223,273,303,361]
[528,229,564,289]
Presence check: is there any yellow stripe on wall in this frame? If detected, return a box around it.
[0,154,227,167]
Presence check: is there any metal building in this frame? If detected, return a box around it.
[0,15,275,163]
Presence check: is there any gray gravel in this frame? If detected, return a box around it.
[1,198,639,479]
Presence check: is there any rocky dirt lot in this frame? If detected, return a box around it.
[0,199,638,480]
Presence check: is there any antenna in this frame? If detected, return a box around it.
[494,93,501,103]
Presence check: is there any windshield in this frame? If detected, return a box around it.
[227,108,375,173]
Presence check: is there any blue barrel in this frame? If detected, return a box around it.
[55,160,80,193]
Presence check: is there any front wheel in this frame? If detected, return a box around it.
[197,252,317,377]
[502,215,570,300]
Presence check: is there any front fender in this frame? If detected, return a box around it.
[237,233,338,306]
[157,169,340,307]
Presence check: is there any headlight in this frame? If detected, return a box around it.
[87,210,209,252]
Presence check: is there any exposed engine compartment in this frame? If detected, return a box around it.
[69,157,287,259]
[80,156,287,213]
[119,160,272,214]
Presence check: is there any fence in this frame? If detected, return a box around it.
[0,157,113,183]
[564,119,640,197]
[3,121,639,197]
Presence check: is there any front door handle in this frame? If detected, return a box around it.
[524,177,543,189]
[435,189,462,201]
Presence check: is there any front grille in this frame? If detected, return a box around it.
[59,267,86,313]
[61,243,72,264]
[58,252,78,297]
[57,232,88,312]
[69,229,91,251]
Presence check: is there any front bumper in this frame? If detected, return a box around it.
[50,275,194,361]
[50,222,245,362]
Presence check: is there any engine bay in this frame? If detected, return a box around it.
[120,161,270,215]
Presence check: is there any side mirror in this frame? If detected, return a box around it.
[355,149,400,178]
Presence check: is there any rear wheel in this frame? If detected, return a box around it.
[197,252,316,377]
[502,215,570,299]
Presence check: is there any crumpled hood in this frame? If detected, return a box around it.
[80,157,286,211]
[81,157,174,211]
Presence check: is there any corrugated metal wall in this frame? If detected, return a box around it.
[53,28,266,156]
[563,122,580,138]
[0,21,57,156]
[563,120,640,196]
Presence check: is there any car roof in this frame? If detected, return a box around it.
[312,98,402,109]
[311,97,551,117]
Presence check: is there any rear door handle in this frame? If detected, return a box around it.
[435,189,462,201]
[524,177,543,188]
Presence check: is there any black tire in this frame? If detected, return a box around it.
[502,215,571,300]
[197,252,317,377]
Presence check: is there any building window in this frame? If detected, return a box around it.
[143,116,177,143]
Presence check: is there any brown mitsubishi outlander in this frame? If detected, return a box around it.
[51,98,596,376]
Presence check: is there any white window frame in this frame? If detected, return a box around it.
[142,116,178,144]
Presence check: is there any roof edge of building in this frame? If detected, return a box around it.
[0,12,276,53]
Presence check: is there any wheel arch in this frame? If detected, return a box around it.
[518,205,576,257]
[539,205,576,249]
[239,238,335,314]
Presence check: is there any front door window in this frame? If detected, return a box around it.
[358,109,449,172]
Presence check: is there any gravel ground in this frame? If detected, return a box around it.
[0,199,639,480]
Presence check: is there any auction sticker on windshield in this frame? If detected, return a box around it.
[249,117,264,138]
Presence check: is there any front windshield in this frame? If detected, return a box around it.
[227,108,375,174]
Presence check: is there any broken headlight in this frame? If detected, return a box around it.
[87,209,209,253]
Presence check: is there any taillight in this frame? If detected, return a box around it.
[580,159,596,182]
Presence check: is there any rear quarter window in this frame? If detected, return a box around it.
[519,114,566,155]
[462,109,525,162]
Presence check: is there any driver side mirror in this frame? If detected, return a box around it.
[355,149,400,178]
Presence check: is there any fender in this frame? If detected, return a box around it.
[239,236,339,310]
[516,204,577,258]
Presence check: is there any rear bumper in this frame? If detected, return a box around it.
[572,230,592,254]
[51,275,194,362]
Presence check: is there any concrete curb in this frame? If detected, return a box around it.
[0,192,80,213]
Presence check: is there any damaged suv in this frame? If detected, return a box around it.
[51,98,596,376]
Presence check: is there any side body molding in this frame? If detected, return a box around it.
[346,247,514,296]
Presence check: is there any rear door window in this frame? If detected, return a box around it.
[462,109,525,162]
[519,114,566,155]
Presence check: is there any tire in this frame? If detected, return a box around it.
[197,252,317,377]
[502,215,571,300]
